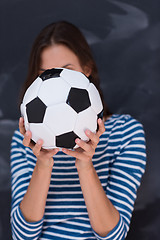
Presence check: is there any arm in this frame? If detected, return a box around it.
[62,117,146,239]
[62,118,119,237]
[106,116,146,237]
[10,118,59,239]
[77,163,120,237]
[19,157,53,222]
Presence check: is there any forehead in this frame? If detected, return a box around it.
[40,44,81,69]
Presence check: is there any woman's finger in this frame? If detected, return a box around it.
[23,131,32,147]
[44,148,59,158]
[62,147,81,159]
[62,138,94,159]
[32,139,43,157]
[75,138,94,155]
[85,130,99,148]
[19,117,26,135]
[97,118,105,137]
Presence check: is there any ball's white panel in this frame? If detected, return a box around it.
[25,121,30,132]
[38,78,70,106]
[87,83,103,114]
[61,69,90,89]
[20,103,29,131]
[44,103,77,135]
[74,107,97,142]
[74,144,79,149]
[20,103,25,118]
[29,123,56,149]
[23,77,42,105]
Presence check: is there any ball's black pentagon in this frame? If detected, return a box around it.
[40,68,63,81]
[97,110,104,131]
[66,88,91,113]
[98,110,104,120]
[26,97,47,123]
[56,131,79,149]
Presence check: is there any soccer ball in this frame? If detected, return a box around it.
[20,68,103,149]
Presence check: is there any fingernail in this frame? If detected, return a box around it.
[20,117,23,123]
[62,148,67,153]
[98,118,102,123]
[56,148,59,152]
[86,130,91,135]
[37,140,42,145]
[75,138,80,144]
[26,131,29,136]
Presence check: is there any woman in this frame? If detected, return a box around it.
[10,21,146,239]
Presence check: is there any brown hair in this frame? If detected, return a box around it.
[21,21,111,117]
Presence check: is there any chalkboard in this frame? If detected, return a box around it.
[0,0,160,239]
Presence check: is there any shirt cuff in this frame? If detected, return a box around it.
[92,216,126,240]
[11,206,44,239]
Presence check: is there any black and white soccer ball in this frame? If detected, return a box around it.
[20,68,103,149]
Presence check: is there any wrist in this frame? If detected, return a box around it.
[36,158,53,171]
[76,160,94,173]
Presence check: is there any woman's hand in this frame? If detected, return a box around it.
[19,117,59,168]
[62,118,105,171]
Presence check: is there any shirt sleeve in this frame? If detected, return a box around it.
[10,130,44,240]
[93,115,146,240]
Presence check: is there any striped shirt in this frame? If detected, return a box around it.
[10,114,146,240]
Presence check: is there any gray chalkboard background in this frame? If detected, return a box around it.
[0,0,160,239]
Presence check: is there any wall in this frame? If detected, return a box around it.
[0,0,160,239]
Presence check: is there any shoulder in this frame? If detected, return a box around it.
[105,114,144,130]
[105,113,141,124]
[104,114,145,141]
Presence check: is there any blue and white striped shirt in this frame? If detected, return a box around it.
[10,114,146,239]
